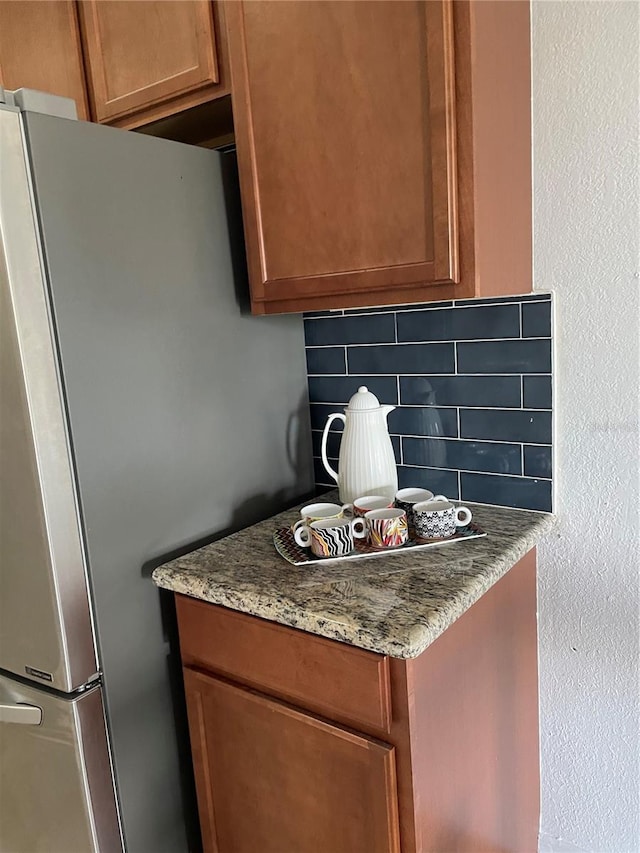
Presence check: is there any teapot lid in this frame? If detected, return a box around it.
[346,386,383,412]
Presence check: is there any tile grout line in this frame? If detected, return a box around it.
[519,302,523,338]
[307,336,551,348]
[309,406,553,420]
[305,336,552,349]
[313,456,553,482]
[314,429,553,449]
[306,296,552,322]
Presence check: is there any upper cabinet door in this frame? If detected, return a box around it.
[226,0,458,314]
[80,0,220,124]
[0,1,89,119]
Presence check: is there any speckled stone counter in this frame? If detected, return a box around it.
[152,494,555,659]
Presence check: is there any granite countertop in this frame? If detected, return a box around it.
[152,493,555,659]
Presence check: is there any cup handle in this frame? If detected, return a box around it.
[433,494,448,502]
[455,506,472,527]
[294,525,312,547]
[341,503,354,518]
[292,518,305,534]
[351,518,367,539]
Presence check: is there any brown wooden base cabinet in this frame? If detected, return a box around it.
[177,549,539,853]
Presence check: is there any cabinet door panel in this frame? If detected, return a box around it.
[0,1,88,119]
[81,0,219,122]
[227,0,457,313]
[184,668,400,853]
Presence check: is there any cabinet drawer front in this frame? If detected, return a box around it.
[177,595,392,733]
[184,668,400,853]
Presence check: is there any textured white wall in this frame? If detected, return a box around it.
[532,2,640,851]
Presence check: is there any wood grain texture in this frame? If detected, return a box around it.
[468,0,533,297]
[402,548,539,852]
[184,668,401,853]
[177,550,539,852]
[177,595,392,734]
[225,0,459,313]
[80,0,222,124]
[0,1,88,119]
[227,0,532,314]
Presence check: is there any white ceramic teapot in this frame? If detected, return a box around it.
[321,386,398,503]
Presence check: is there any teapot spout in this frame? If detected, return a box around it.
[382,404,395,419]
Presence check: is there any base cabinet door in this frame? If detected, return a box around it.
[184,667,401,853]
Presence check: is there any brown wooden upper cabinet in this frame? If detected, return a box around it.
[80,0,228,128]
[0,1,89,119]
[226,0,532,314]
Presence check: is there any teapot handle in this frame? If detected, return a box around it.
[321,413,346,484]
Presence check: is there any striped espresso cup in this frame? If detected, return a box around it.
[293,516,366,558]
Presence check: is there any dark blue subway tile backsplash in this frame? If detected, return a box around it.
[459,408,552,444]
[400,375,522,408]
[524,445,553,479]
[403,437,523,476]
[523,375,553,409]
[304,313,395,346]
[387,406,459,438]
[308,375,398,405]
[347,342,455,375]
[397,466,460,500]
[457,339,552,374]
[397,303,520,342]
[305,346,346,375]
[304,294,554,512]
[522,301,553,338]
[460,472,552,513]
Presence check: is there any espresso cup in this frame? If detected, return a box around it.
[364,508,408,549]
[352,495,395,517]
[395,488,447,526]
[294,516,366,558]
[412,499,472,540]
[291,501,353,534]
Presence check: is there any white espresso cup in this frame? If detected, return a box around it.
[294,516,366,558]
[412,499,472,540]
[291,501,353,534]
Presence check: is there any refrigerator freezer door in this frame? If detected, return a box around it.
[0,108,98,692]
[0,674,121,852]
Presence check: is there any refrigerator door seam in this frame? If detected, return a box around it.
[0,106,99,690]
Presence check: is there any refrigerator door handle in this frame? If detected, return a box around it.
[0,702,42,725]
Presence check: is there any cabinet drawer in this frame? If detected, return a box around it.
[176,595,391,733]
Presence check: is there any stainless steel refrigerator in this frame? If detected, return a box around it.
[0,91,313,852]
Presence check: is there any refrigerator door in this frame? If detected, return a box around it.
[0,107,98,692]
[0,673,121,852]
[21,110,313,852]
